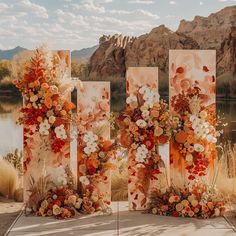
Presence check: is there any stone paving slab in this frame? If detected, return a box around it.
[6,201,236,236]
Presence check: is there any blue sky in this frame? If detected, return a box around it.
[0,0,235,50]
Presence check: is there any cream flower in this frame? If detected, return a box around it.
[84,142,97,155]
[83,131,98,143]
[206,135,217,143]
[169,196,175,203]
[39,119,50,136]
[139,86,150,94]
[152,208,158,214]
[41,200,48,209]
[199,110,208,119]
[126,94,137,104]
[50,85,59,94]
[194,143,204,152]
[181,200,189,207]
[52,205,62,216]
[136,119,147,128]
[142,110,150,119]
[186,154,193,163]
[191,200,198,207]
[75,199,83,209]
[49,115,56,124]
[79,176,90,185]
[135,144,148,163]
[176,203,183,212]
[55,124,67,139]
[30,95,38,102]
[214,208,220,216]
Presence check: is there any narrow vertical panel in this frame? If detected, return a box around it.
[77,82,111,203]
[127,67,169,210]
[169,50,216,187]
[23,50,71,202]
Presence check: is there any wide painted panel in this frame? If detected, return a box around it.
[169,50,216,187]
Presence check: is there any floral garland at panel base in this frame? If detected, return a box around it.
[116,85,171,207]
[148,181,225,218]
[25,166,112,220]
[77,130,117,212]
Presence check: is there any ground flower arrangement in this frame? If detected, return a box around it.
[148,182,225,218]
[26,167,112,219]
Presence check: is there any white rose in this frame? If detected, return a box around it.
[136,119,147,128]
[80,176,90,185]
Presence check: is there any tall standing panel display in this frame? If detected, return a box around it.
[77,82,111,203]
[23,50,71,201]
[126,67,170,210]
[169,50,216,187]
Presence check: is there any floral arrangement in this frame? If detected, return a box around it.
[171,84,219,180]
[78,131,116,179]
[26,165,111,219]
[13,46,75,155]
[27,185,111,219]
[149,182,225,218]
[116,85,171,171]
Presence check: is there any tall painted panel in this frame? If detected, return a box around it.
[169,50,216,187]
[77,82,111,203]
[126,67,170,210]
[23,50,71,201]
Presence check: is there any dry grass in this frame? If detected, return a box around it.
[215,141,236,202]
[111,158,128,201]
[0,159,17,199]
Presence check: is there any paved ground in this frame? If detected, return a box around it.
[6,202,236,236]
[0,197,23,236]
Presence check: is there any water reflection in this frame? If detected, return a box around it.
[0,96,235,157]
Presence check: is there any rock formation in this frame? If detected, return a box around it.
[87,6,236,98]
[177,6,236,50]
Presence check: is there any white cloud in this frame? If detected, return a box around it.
[128,0,154,4]
[15,0,48,18]
[109,9,159,20]
[169,1,176,4]
[72,1,105,14]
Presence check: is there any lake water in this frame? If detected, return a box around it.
[0,96,236,157]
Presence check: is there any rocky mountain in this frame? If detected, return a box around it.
[0,46,26,60]
[88,25,199,93]
[177,6,236,50]
[88,6,236,97]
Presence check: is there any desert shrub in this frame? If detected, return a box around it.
[3,149,23,174]
[0,159,17,198]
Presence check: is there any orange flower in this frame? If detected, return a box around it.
[118,131,133,148]
[194,207,199,213]
[175,131,188,144]
[129,122,138,135]
[99,140,113,152]
[45,97,53,109]
[63,101,75,112]
[41,83,49,90]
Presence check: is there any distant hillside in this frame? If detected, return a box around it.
[0,46,26,60]
[71,45,98,62]
[0,45,98,62]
